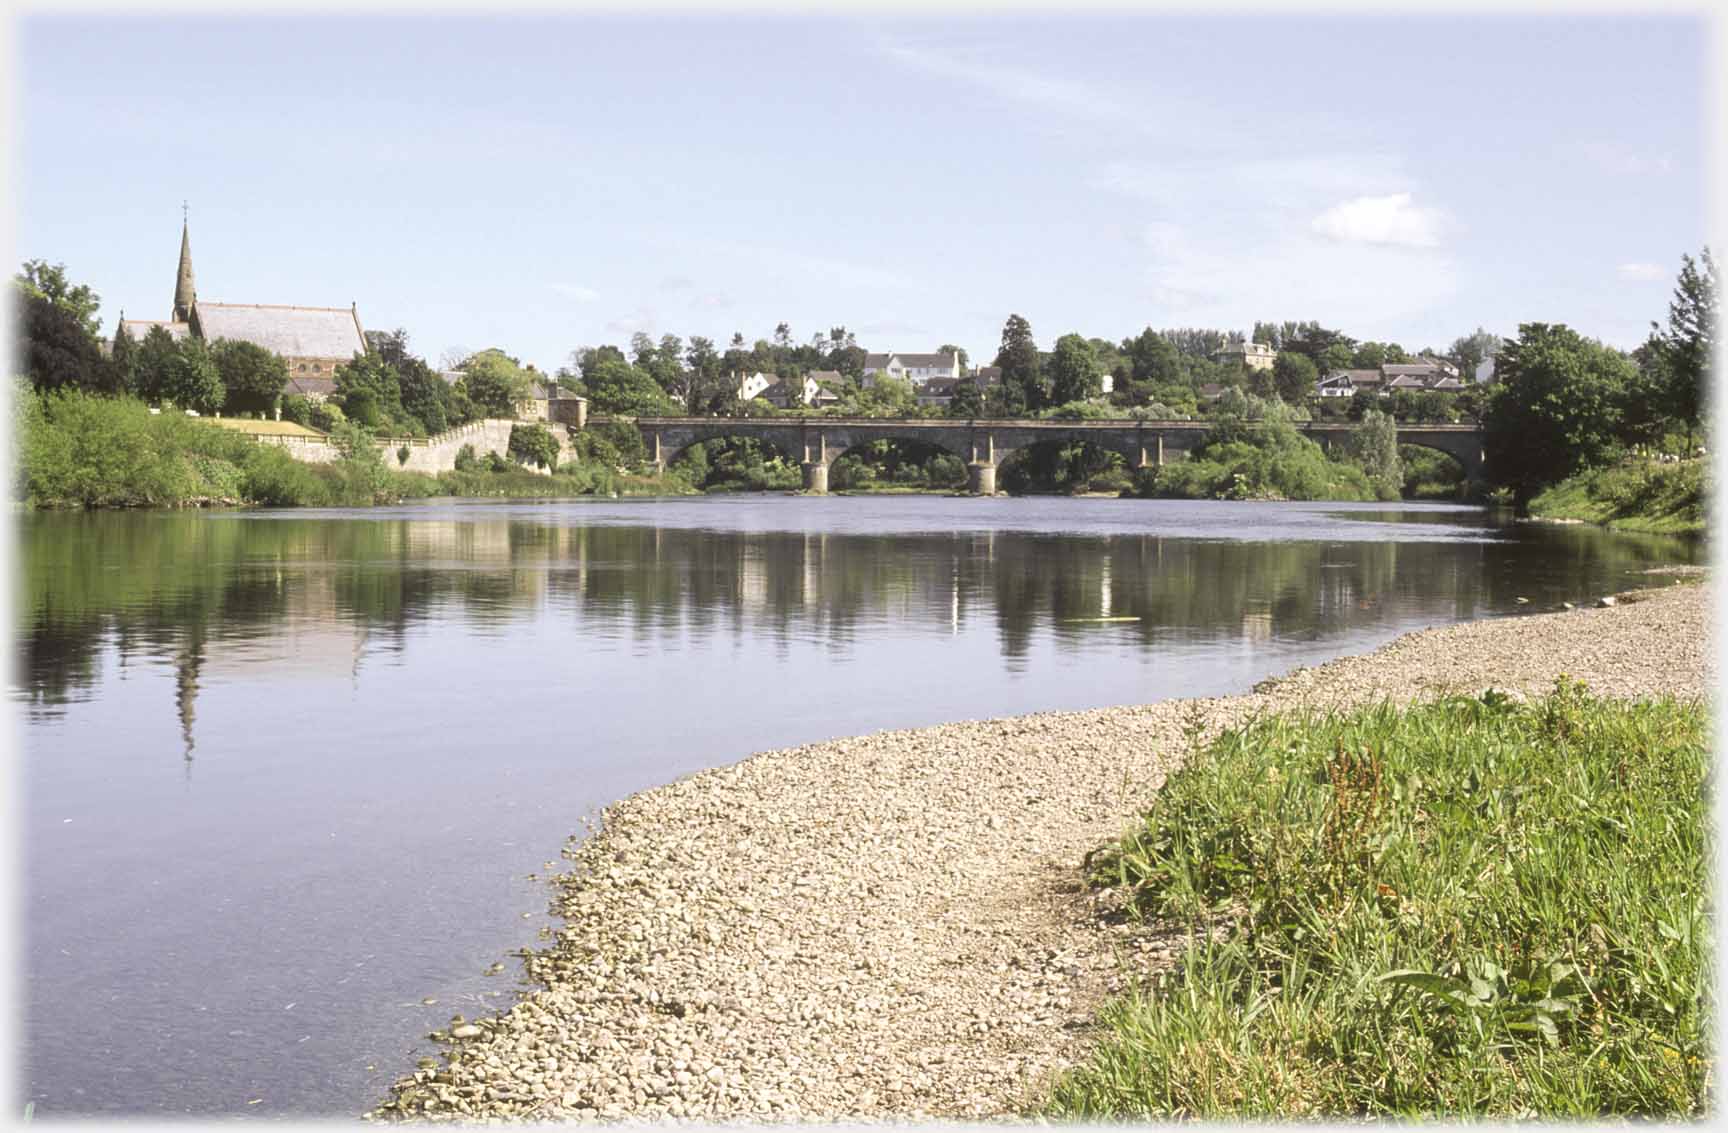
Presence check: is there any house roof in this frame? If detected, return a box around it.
[195,301,366,360]
[1383,362,1444,377]
[120,319,192,342]
[865,351,958,369]
[1386,374,1430,389]
[973,365,1002,383]
[918,377,960,393]
[287,373,339,398]
[1430,377,1465,391]
[1198,382,1228,398]
[807,369,845,384]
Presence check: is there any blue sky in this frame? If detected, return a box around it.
[16,12,1707,372]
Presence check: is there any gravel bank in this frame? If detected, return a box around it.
[372,578,1710,1123]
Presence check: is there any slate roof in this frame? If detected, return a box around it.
[918,377,960,394]
[120,319,192,342]
[1430,377,1465,391]
[807,369,845,385]
[864,351,959,370]
[195,302,366,360]
[1386,374,1430,389]
[973,366,1003,384]
[1383,362,1445,378]
[287,373,339,398]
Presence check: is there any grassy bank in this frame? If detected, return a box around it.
[1528,458,1706,535]
[1050,680,1708,1119]
[15,388,689,508]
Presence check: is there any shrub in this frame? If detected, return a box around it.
[508,422,561,470]
[453,443,479,472]
[310,400,346,432]
[280,394,314,427]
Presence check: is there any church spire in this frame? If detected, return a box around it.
[173,203,196,323]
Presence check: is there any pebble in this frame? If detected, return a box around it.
[371,580,1708,1124]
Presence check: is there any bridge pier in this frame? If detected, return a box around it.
[968,462,997,495]
[802,461,829,493]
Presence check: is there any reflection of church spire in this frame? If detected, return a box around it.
[173,205,196,323]
[174,632,206,779]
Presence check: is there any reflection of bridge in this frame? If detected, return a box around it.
[618,416,1486,493]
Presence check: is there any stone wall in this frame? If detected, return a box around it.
[254,418,540,474]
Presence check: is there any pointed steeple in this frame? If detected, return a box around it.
[173,203,196,323]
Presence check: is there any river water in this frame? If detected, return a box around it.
[13,496,1701,1117]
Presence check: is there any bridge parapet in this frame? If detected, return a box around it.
[603,416,1485,493]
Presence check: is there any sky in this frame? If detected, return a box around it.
[14,11,1709,373]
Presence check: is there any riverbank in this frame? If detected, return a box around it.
[1527,457,1706,535]
[370,570,1708,1123]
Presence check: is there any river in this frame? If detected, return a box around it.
[14,495,1701,1117]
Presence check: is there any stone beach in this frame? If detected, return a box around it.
[371,574,1710,1123]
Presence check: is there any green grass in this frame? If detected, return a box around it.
[1049,681,1709,1119]
[1529,459,1706,535]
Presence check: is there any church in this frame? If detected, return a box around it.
[120,217,368,400]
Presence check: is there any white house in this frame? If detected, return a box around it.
[861,351,961,388]
[735,371,775,402]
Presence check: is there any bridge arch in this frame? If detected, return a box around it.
[828,435,969,491]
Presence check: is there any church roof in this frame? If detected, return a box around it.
[196,301,365,359]
[120,319,192,342]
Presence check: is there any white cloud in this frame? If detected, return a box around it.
[878,41,1124,123]
[1578,142,1673,176]
[1311,193,1446,249]
[550,283,600,303]
[1617,262,1667,282]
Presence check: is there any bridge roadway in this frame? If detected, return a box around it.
[611,415,1485,494]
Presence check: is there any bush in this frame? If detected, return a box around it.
[310,400,346,432]
[453,443,480,472]
[280,394,314,427]
[508,423,561,470]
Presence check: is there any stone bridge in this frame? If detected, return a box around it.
[616,416,1485,493]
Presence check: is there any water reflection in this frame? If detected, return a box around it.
[16,500,1700,733]
[14,499,1701,1118]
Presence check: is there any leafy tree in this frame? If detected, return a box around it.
[948,377,984,418]
[508,422,562,470]
[211,338,289,415]
[1649,248,1716,446]
[1047,333,1103,405]
[582,352,680,415]
[1483,323,1638,505]
[281,394,314,426]
[1319,343,1355,373]
[1271,351,1319,405]
[462,348,534,417]
[1352,342,1387,369]
[333,350,405,429]
[937,343,971,370]
[994,314,1044,414]
[133,326,183,404]
[109,322,138,394]
[14,260,102,339]
[1449,327,1503,382]
[163,338,225,413]
[1349,408,1403,500]
[396,355,452,434]
[17,293,109,393]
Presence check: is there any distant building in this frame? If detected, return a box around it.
[1210,340,1276,372]
[736,371,775,402]
[861,351,962,387]
[119,216,367,398]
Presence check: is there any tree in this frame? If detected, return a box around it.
[1271,351,1319,405]
[463,348,535,417]
[582,352,679,415]
[163,338,225,413]
[1350,408,1402,500]
[14,260,102,339]
[109,321,138,394]
[397,355,453,434]
[994,314,1044,414]
[333,350,405,429]
[947,377,984,418]
[211,338,289,415]
[508,422,562,470]
[1483,323,1639,505]
[1047,333,1103,405]
[1448,327,1502,382]
[936,343,971,370]
[1352,342,1387,370]
[132,326,183,404]
[1650,247,1716,446]
[17,293,108,393]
